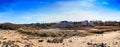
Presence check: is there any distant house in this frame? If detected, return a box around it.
[60,21,69,26]
[82,20,88,26]
[89,21,94,26]
[81,20,93,26]
[59,21,73,28]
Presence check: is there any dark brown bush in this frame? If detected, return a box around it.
[0,23,18,30]
[47,38,63,43]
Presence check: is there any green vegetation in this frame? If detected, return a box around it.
[17,26,120,37]
[1,20,120,30]
[89,28,120,34]
[18,30,90,37]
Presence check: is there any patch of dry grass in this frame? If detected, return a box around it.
[88,28,120,34]
[17,30,91,37]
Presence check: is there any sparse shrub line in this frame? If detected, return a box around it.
[17,30,90,37]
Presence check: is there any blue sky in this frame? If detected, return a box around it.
[0,0,120,23]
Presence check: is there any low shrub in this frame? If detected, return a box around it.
[2,40,19,47]
[47,38,63,43]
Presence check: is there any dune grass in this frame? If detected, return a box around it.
[17,30,91,37]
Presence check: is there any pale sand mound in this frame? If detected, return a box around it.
[0,30,120,47]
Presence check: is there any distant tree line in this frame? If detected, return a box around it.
[0,21,120,30]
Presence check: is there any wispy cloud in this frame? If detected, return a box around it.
[0,0,120,23]
[38,0,98,22]
[37,0,120,23]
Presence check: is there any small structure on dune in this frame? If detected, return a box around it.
[59,21,74,29]
[81,20,93,26]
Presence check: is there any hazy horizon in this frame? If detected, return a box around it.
[0,0,120,24]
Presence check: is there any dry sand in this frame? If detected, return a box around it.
[0,30,120,47]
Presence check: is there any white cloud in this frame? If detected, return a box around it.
[37,0,120,23]
[57,0,96,10]
[38,0,99,22]
[7,0,119,23]
[102,2,109,5]
[21,16,32,20]
[40,10,101,23]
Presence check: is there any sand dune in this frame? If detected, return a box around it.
[0,30,120,47]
